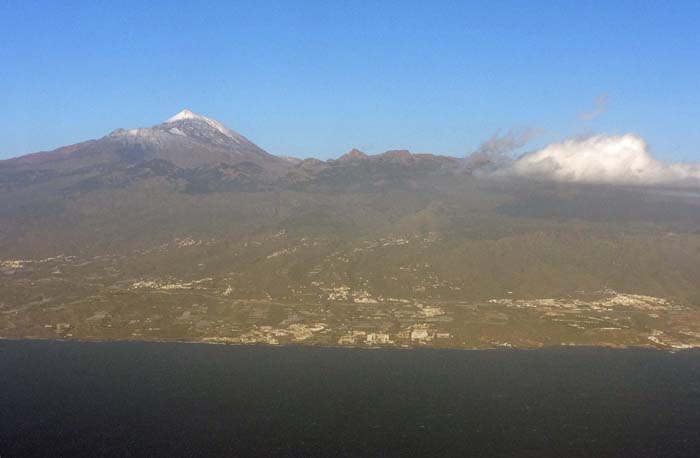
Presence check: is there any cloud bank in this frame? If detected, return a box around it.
[505,134,700,187]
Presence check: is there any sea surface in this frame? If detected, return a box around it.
[1,340,700,457]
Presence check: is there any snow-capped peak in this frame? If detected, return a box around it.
[164,109,236,139]
[166,109,200,122]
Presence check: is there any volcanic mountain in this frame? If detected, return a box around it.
[2,110,700,349]
[3,109,284,172]
[2,110,700,318]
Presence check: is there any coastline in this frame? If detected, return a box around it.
[1,335,694,354]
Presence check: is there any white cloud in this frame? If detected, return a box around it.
[505,134,700,186]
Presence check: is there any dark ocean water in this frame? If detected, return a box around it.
[1,340,699,457]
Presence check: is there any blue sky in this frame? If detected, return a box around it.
[2,0,699,161]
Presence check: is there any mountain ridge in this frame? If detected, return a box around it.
[3,110,464,165]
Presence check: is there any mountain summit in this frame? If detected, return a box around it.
[163,109,242,141]
[103,109,280,168]
[165,108,206,122]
